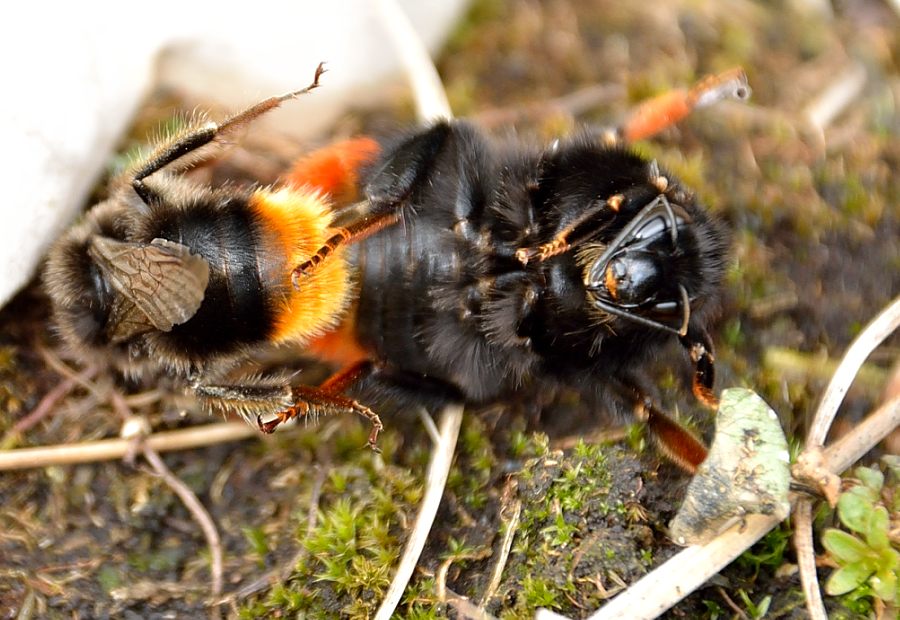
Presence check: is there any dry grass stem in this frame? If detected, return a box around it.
[0,422,257,471]
[374,404,463,620]
[478,495,522,608]
[141,445,224,600]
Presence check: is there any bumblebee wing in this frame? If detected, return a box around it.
[88,236,210,331]
[106,296,156,343]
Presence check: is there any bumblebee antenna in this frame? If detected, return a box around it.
[586,195,680,277]
[591,285,690,337]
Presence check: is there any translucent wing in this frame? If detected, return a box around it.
[88,236,210,332]
[106,295,156,343]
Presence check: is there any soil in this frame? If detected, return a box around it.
[1,1,897,618]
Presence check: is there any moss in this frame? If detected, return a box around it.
[486,441,651,616]
[239,430,422,619]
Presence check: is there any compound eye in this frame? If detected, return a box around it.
[634,215,667,242]
[651,299,680,317]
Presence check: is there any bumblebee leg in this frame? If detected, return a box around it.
[622,385,708,473]
[293,121,454,281]
[194,361,383,451]
[612,68,750,144]
[292,208,402,286]
[130,63,326,205]
[515,195,620,264]
[680,326,718,409]
[257,361,383,450]
[256,387,383,451]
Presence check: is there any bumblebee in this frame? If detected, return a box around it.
[291,69,748,470]
[43,64,382,447]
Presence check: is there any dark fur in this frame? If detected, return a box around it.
[353,120,729,413]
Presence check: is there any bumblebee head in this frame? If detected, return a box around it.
[582,195,722,337]
[42,200,141,354]
[44,205,121,356]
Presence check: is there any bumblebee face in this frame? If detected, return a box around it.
[584,196,695,337]
[44,202,122,352]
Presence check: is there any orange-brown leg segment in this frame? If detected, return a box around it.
[620,67,750,143]
[639,399,708,474]
[291,209,402,287]
[617,382,708,473]
[680,326,719,410]
[515,195,622,264]
[618,325,721,472]
[257,361,383,451]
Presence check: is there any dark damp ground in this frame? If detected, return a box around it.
[1,1,897,618]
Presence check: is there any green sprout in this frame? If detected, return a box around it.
[822,462,900,608]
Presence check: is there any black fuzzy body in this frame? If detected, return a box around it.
[138,190,277,360]
[353,121,728,410]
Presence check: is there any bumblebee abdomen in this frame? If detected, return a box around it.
[142,195,271,357]
[249,187,352,345]
[143,186,351,362]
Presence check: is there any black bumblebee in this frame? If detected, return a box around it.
[296,70,747,470]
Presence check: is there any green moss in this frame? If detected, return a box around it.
[240,438,422,619]
[242,526,270,568]
[522,575,562,609]
[97,565,123,593]
[489,442,651,616]
[446,415,497,510]
[736,524,792,577]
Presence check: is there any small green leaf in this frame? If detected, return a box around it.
[870,567,897,602]
[826,562,875,595]
[753,595,772,618]
[822,529,869,564]
[855,466,884,492]
[865,505,890,550]
[882,455,900,480]
[838,490,874,534]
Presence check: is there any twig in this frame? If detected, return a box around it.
[107,389,225,604]
[445,588,499,620]
[806,295,900,448]
[793,395,900,620]
[374,404,464,620]
[823,395,900,473]
[373,0,453,122]
[796,295,900,620]
[437,546,492,602]
[141,444,224,599]
[478,493,521,607]
[717,586,750,620]
[38,347,104,400]
[8,366,98,435]
[0,422,257,470]
[794,501,827,620]
[803,62,867,133]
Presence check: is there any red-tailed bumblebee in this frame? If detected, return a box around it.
[291,69,748,471]
[43,64,383,447]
